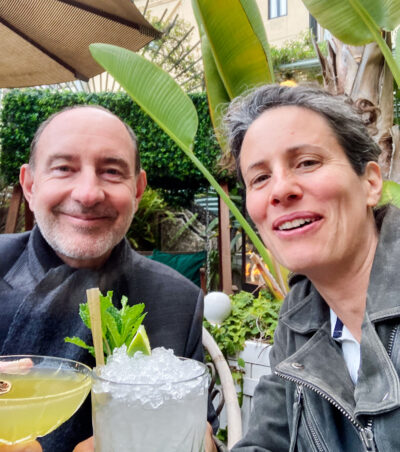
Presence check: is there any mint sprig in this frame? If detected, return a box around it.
[65,291,146,359]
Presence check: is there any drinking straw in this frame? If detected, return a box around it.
[87,288,105,366]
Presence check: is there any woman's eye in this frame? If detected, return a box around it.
[299,159,319,168]
[252,174,270,186]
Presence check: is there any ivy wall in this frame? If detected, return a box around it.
[0,89,221,204]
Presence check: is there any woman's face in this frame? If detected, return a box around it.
[240,106,382,276]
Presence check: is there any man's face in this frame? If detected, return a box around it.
[20,107,146,268]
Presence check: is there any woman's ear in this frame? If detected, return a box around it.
[20,164,35,210]
[364,161,382,207]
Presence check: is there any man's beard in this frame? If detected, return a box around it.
[34,204,134,263]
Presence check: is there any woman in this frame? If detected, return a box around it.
[219,84,398,451]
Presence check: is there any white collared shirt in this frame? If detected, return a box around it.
[330,309,360,384]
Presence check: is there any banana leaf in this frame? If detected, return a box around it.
[192,0,274,99]
[302,0,400,84]
[193,7,230,151]
[90,43,198,152]
[89,43,275,277]
[379,180,400,207]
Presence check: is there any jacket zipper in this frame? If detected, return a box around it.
[295,385,325,452]
[387,325,398,359]
[362,325,398,448]
[275,370,377,452]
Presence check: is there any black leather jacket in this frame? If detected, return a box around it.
[226,205,400,452]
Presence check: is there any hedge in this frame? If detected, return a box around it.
[0,89,222,203]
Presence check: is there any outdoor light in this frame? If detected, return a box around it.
[204,291,232,325]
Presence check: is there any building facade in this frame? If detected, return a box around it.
[134,0,314,47]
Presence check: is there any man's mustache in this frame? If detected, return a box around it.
[53,203,118,219]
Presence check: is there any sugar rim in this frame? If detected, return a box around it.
[0,354,92,402]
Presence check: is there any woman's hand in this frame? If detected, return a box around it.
[0,441,42,452]
[72,437,93,452]
[205,422,218,452]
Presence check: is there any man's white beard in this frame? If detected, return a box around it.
[34,208,134,263]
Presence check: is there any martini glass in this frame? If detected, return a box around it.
[0,355,91,446]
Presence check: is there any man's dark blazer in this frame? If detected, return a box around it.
[0,227,207,452]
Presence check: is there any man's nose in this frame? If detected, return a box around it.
[269,171,303,206]
[71,171,105,206]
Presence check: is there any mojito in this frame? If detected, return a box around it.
[92,347,209,452]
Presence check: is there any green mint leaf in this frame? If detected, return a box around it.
[65,291,147,360]
[79,303,91,329]
[104,309,122,349]
[64,336,95,358]
[121,295,128,312]
[124,313,147,346]
[107,305,123,334]
[99,291,113,337]
[121,303,145,340]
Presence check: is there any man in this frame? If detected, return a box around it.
[0,106,217,452]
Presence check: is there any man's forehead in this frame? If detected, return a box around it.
[34,107,136,163]
[42,107,125,134]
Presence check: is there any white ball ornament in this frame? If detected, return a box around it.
[204,291,232,325]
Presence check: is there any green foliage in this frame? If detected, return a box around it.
[65,291,146,361]
[0,89,220,205]
[127,187,175,250]
[204,289,282,359]
[204,288,282,419]
[302,0,400,86]
[271,31,327,81]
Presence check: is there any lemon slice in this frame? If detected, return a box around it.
[127,325,151,357]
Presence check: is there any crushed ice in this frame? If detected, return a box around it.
[93,346,208,408]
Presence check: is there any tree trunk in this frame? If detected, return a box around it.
[315,35,399,181]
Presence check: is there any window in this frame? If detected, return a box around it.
[268,0,287,19]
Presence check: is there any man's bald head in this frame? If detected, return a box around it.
[29,105,141,174]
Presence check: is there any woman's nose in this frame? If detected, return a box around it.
[269,173,303,206]
[71,172,105,207]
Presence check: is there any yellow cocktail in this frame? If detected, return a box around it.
[0,355,91,445]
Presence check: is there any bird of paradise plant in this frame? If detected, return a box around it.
[89,0,289,296]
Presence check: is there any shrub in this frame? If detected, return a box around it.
[204,289,282,359]
[0,89,221,206]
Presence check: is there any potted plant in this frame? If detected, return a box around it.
[203,288,282,436]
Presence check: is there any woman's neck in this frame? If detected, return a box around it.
[309,224,379,342]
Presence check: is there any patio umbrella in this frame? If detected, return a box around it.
[0,0,161,88]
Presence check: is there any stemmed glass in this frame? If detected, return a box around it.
[0,355,91,446]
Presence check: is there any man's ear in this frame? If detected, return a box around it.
[134,169,147,212]
[19,164,35,210]
[364,161,383,207]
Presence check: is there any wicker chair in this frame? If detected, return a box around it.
[202,326,242,449]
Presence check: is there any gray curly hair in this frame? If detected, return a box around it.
[224,84,382,185]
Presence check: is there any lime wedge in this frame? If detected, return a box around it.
[127,325,151,357]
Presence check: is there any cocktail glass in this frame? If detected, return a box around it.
[0,355,91,445]
[92,349,209,452]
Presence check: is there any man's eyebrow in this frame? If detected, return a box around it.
[46,154,76,165]
[100,157,131,172]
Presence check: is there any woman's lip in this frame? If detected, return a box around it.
[272,212,323,230]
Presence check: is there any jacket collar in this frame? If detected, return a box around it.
[279,205,400,333]
[276,205,400,418]
[279,276,329,334]
[366,205,400,322]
